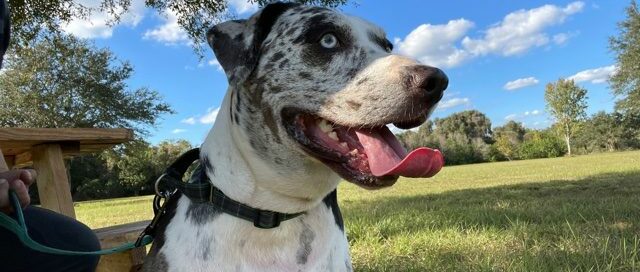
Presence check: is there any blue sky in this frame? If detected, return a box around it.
[63,0,629,145]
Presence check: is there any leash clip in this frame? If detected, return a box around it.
[136,193,171,247]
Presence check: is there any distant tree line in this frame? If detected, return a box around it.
[397,108,639,166]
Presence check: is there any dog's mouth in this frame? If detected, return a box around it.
[282,108,444,188]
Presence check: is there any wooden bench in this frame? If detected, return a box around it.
[95,220,152,272]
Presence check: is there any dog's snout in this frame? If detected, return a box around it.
[406,65,448,102]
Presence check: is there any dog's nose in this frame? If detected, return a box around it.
[406,65,448,103]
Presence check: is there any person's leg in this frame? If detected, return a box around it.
[0,206,101,272]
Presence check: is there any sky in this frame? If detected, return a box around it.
[61,0,630,145]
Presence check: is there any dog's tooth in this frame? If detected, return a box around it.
[349,149,359,155]
[328,131,338,141]
[340,142,348,149]
[318,119,333,133]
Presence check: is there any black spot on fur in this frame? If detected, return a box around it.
[186,200,221,225]
[346,68,358,78]
[271,52,285,62]
[322,190,344,232]
[296,223,316,265]
[285,26,298,36]
[262,106,282,144]
[234,32,244,42]
[200,155,215,176]
[299,72,312,80]
[279,59,289,69]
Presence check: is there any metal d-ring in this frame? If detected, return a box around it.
[154,173,177,198]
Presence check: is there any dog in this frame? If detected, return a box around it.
[142,2,447,271]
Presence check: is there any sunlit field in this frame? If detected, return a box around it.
[77,151,640,271]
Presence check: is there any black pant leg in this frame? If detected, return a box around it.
[0,206,101,272]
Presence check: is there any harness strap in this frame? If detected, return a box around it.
[156,148,304,229]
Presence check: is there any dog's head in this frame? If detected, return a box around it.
[207,3,446,195]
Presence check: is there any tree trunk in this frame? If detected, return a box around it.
[565,135,572,156]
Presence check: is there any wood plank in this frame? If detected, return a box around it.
[31,144,76,218]
[0,128,133,142]
[0,149,8,171]
[0,128,133,156]
[94,220,151,241]
[95,221,150,272]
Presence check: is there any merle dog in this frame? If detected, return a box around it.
[142,2,447,271]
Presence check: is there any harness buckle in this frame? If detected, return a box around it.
[253,210,281,229]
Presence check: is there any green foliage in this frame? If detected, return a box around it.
[544,78,588,156]
[0,34,173,135]
[68,139,194,200]
[494,121,526,160]
[517,130,566,159]
[397,111,494,165]
[609,0,640,116]
[7,0,347,56]
[574,111,640,153]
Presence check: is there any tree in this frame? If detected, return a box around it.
[544,79,588,156]
[609,0,640,116]
[493,121,526,160]
[7,0,347,56]
[106,139,194,196]
[517,130,566,159]
[0,34,172,135]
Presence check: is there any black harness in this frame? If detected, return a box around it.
[137,148,304,245]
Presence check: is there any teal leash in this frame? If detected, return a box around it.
[0,190,153,256]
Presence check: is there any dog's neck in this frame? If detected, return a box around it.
[200,89,333,214]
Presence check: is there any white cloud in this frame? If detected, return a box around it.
[437,97,471,111]
[181,117,196,125]
[199,107,220,124]
[395,19,474,68]
[504,77,539,90]
[462,2,584,57]
[524,110,541,116]
[227,0,259,15]
[143,10,189,45]
[62,0,145,39]
[172,129,186,134]
[568,65,618,84]
[395,2,584,68]
[553,33,569,45]
[505,114,518,120]
[507,109,542,121]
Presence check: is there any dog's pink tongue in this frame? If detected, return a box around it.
[355,127,444,178]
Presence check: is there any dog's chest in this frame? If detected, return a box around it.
[158,197,352,272]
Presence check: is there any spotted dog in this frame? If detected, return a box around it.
[142,2,447,271]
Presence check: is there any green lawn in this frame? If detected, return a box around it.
[76,151,640,271]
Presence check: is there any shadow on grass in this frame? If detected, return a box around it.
[344,170,640,271]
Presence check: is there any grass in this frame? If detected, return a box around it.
[76,151,640,271]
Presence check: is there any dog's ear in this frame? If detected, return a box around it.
[207,2,298,84]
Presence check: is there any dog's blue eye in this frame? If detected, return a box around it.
[320,33,338,49]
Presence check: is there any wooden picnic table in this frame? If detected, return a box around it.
[0,128,133,218]
[0,128,148,271]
